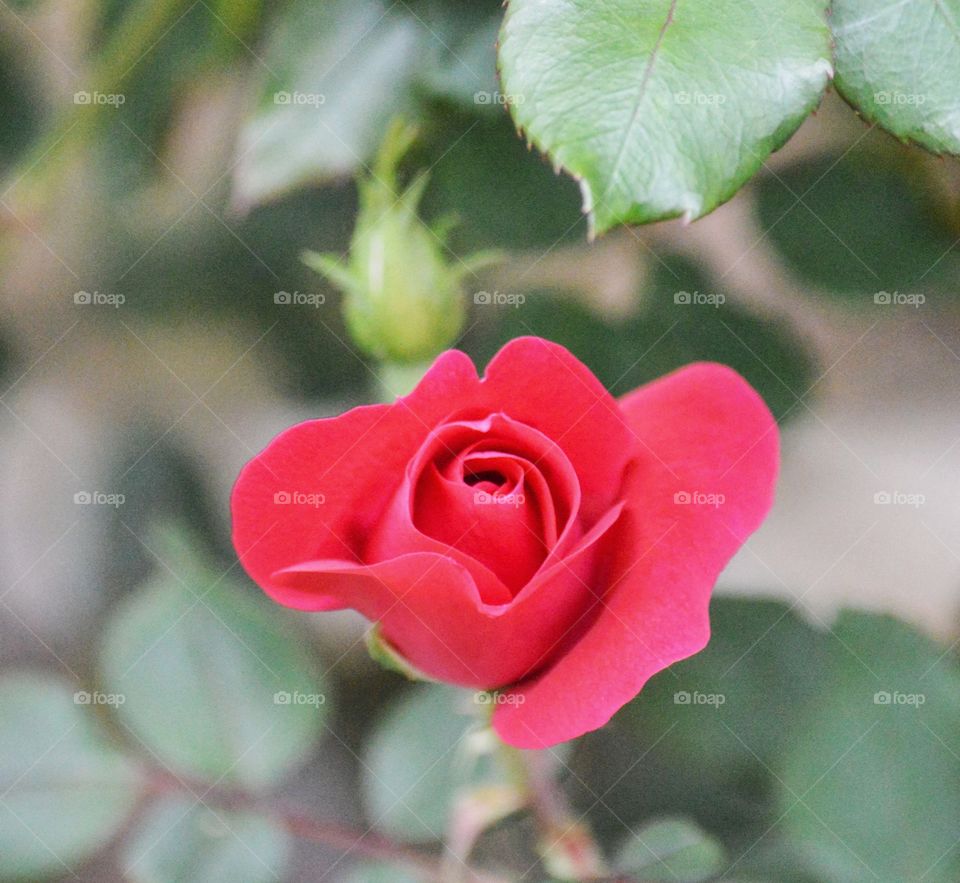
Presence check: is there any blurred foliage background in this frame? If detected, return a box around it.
[1,1,960,881]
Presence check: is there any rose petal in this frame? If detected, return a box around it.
[370,414,582,599]
[492,363,779,748]
[231,350,481,595]
[474,337,633,520]
[272,502,623,687]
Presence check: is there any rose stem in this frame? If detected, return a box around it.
[497,743,609,881]
[144,768,453,882]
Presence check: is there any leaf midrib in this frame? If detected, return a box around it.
[603,0,680,201]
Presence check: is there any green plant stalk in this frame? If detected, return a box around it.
[7,0,194,207]
[498,740,609,881]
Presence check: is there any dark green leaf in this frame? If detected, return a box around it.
[777,611,960,883]
[754,155,960,299]
[498,0,832,233]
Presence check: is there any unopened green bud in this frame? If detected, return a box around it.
[303,120,499,364]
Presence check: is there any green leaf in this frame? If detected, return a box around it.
[777,611,960,883]
[614,817,726,881]
[498,0,832,234]
[832,0,960,155]
[569,598,827,844]
[100,530,329,790]
[123,796,291,883]
[0,673,141,880]
[754,154,960,299]
[419,108,586,251]
[361,684,505,843]
[233,0,423,207]
[232,0,504,208]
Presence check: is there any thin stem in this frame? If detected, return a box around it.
[499,744,609,882]
[144,768,446,881]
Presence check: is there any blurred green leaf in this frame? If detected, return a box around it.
[337,863,422,883]
[832,0,960,155]
[123,795,291,883]
[100,529,329,790]
[233,0,504,208]
[419,108,586,251]
[234,0,423,207]
[498,0,832,233]
[0,673,141,881]
[777,611,960,883]
[570,598,827,845]
[754,155,960,299]
[362,684,502,843]
[614,817,726,881]
[466,256,816,422]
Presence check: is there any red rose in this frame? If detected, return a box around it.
[231,337,778,748]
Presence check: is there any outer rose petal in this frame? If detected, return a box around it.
[271,503,623,687]
[231,349,481,595]
[492,363,779,748]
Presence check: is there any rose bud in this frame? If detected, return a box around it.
[231,337,779,748]
[302,120,499,365]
